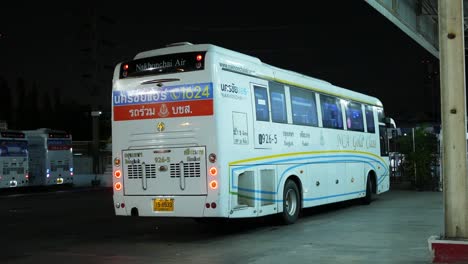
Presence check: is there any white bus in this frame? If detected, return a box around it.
[111,42,391,224]
[23,128,74,186]
[0,130,29,188]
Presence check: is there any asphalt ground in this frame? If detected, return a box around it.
[0,187,442,264]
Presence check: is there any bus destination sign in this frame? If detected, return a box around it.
[120,51,206,79]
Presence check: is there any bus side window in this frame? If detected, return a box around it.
[320,94,343,129]
[290,87,318,126]
[365,105,375,133]
[345,101,364,132]
[269,82,287,123]
[254,85,270,121]
[379,125,389,156]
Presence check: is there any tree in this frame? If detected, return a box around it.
[0,77,11,122]
[397,126,439,190]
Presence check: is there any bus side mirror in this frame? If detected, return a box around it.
[384,117,396,128]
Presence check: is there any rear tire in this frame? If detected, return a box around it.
[361,176,373,205]
[280,180,300,225]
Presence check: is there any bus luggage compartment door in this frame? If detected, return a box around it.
[122,147,207,195]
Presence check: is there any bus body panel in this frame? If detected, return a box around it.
[121,147,207,196]
[112,43,390,220]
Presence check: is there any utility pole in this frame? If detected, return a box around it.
[412,127,417,184]
[438,0,468,240]
[429,1,468,263]
[91,110,102,185]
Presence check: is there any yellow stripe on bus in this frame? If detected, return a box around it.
[228,150,387,166]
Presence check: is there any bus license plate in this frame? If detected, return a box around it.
[153,198,174,212]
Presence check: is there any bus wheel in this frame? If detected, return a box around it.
[361,175,373,205]
[281,180,300,224]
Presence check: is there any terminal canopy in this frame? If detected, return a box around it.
[365,0,468,59]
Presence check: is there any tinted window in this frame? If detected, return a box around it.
[0,140,28,157]
[345,101,364,132]
[377,107,385,123]
[290,87,318,126]
[365,105,375,133]
[320,94,343,129]
[269,82,287,123]
[254,86,270,121]
[379,125,389,156]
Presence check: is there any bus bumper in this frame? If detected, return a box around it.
[113,195,210,217]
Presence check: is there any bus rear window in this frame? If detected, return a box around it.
[120,51,207,79]
[47,139,72,151]
[0,140,28,156]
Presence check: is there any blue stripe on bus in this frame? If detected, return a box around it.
[112,82,213,106]
[231,154,388,199]
[237,187,277,195]
[303,190,366,201]
[275,159,379,193]
[235,190,366,203]
[230,154,388,175]
[230,154,388,191]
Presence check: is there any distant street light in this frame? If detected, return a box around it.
[91,111,102,117]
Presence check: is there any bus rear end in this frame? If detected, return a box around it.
[0,131,29,188]
[112,44,220,218]
[46,132,74,185]
[24,129,74,187]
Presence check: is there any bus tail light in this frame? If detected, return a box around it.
[209,167,217,177]
[209,180,218,190]
[114,182,122,191]
[114,170,122,178]
[114,158,121,166]
[25,173,29,179]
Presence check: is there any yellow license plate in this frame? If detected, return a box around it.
[153,198,174,212]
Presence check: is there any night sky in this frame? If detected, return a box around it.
[0,2,437,140]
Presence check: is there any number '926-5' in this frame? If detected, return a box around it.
[258,134,277,144]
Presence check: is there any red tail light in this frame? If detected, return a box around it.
[114,182,122,191]
[209,167,217,176]
[209,180,218,190]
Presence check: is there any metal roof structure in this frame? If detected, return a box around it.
[365,0,467,59]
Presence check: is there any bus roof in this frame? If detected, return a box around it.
[0,130,26,139]
[132,43,383,107]
[23,128,71,138]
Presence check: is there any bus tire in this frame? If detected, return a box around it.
[281,179,300,225]
[361,176,373,205]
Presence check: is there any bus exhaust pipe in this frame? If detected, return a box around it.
[131,207,139,217]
